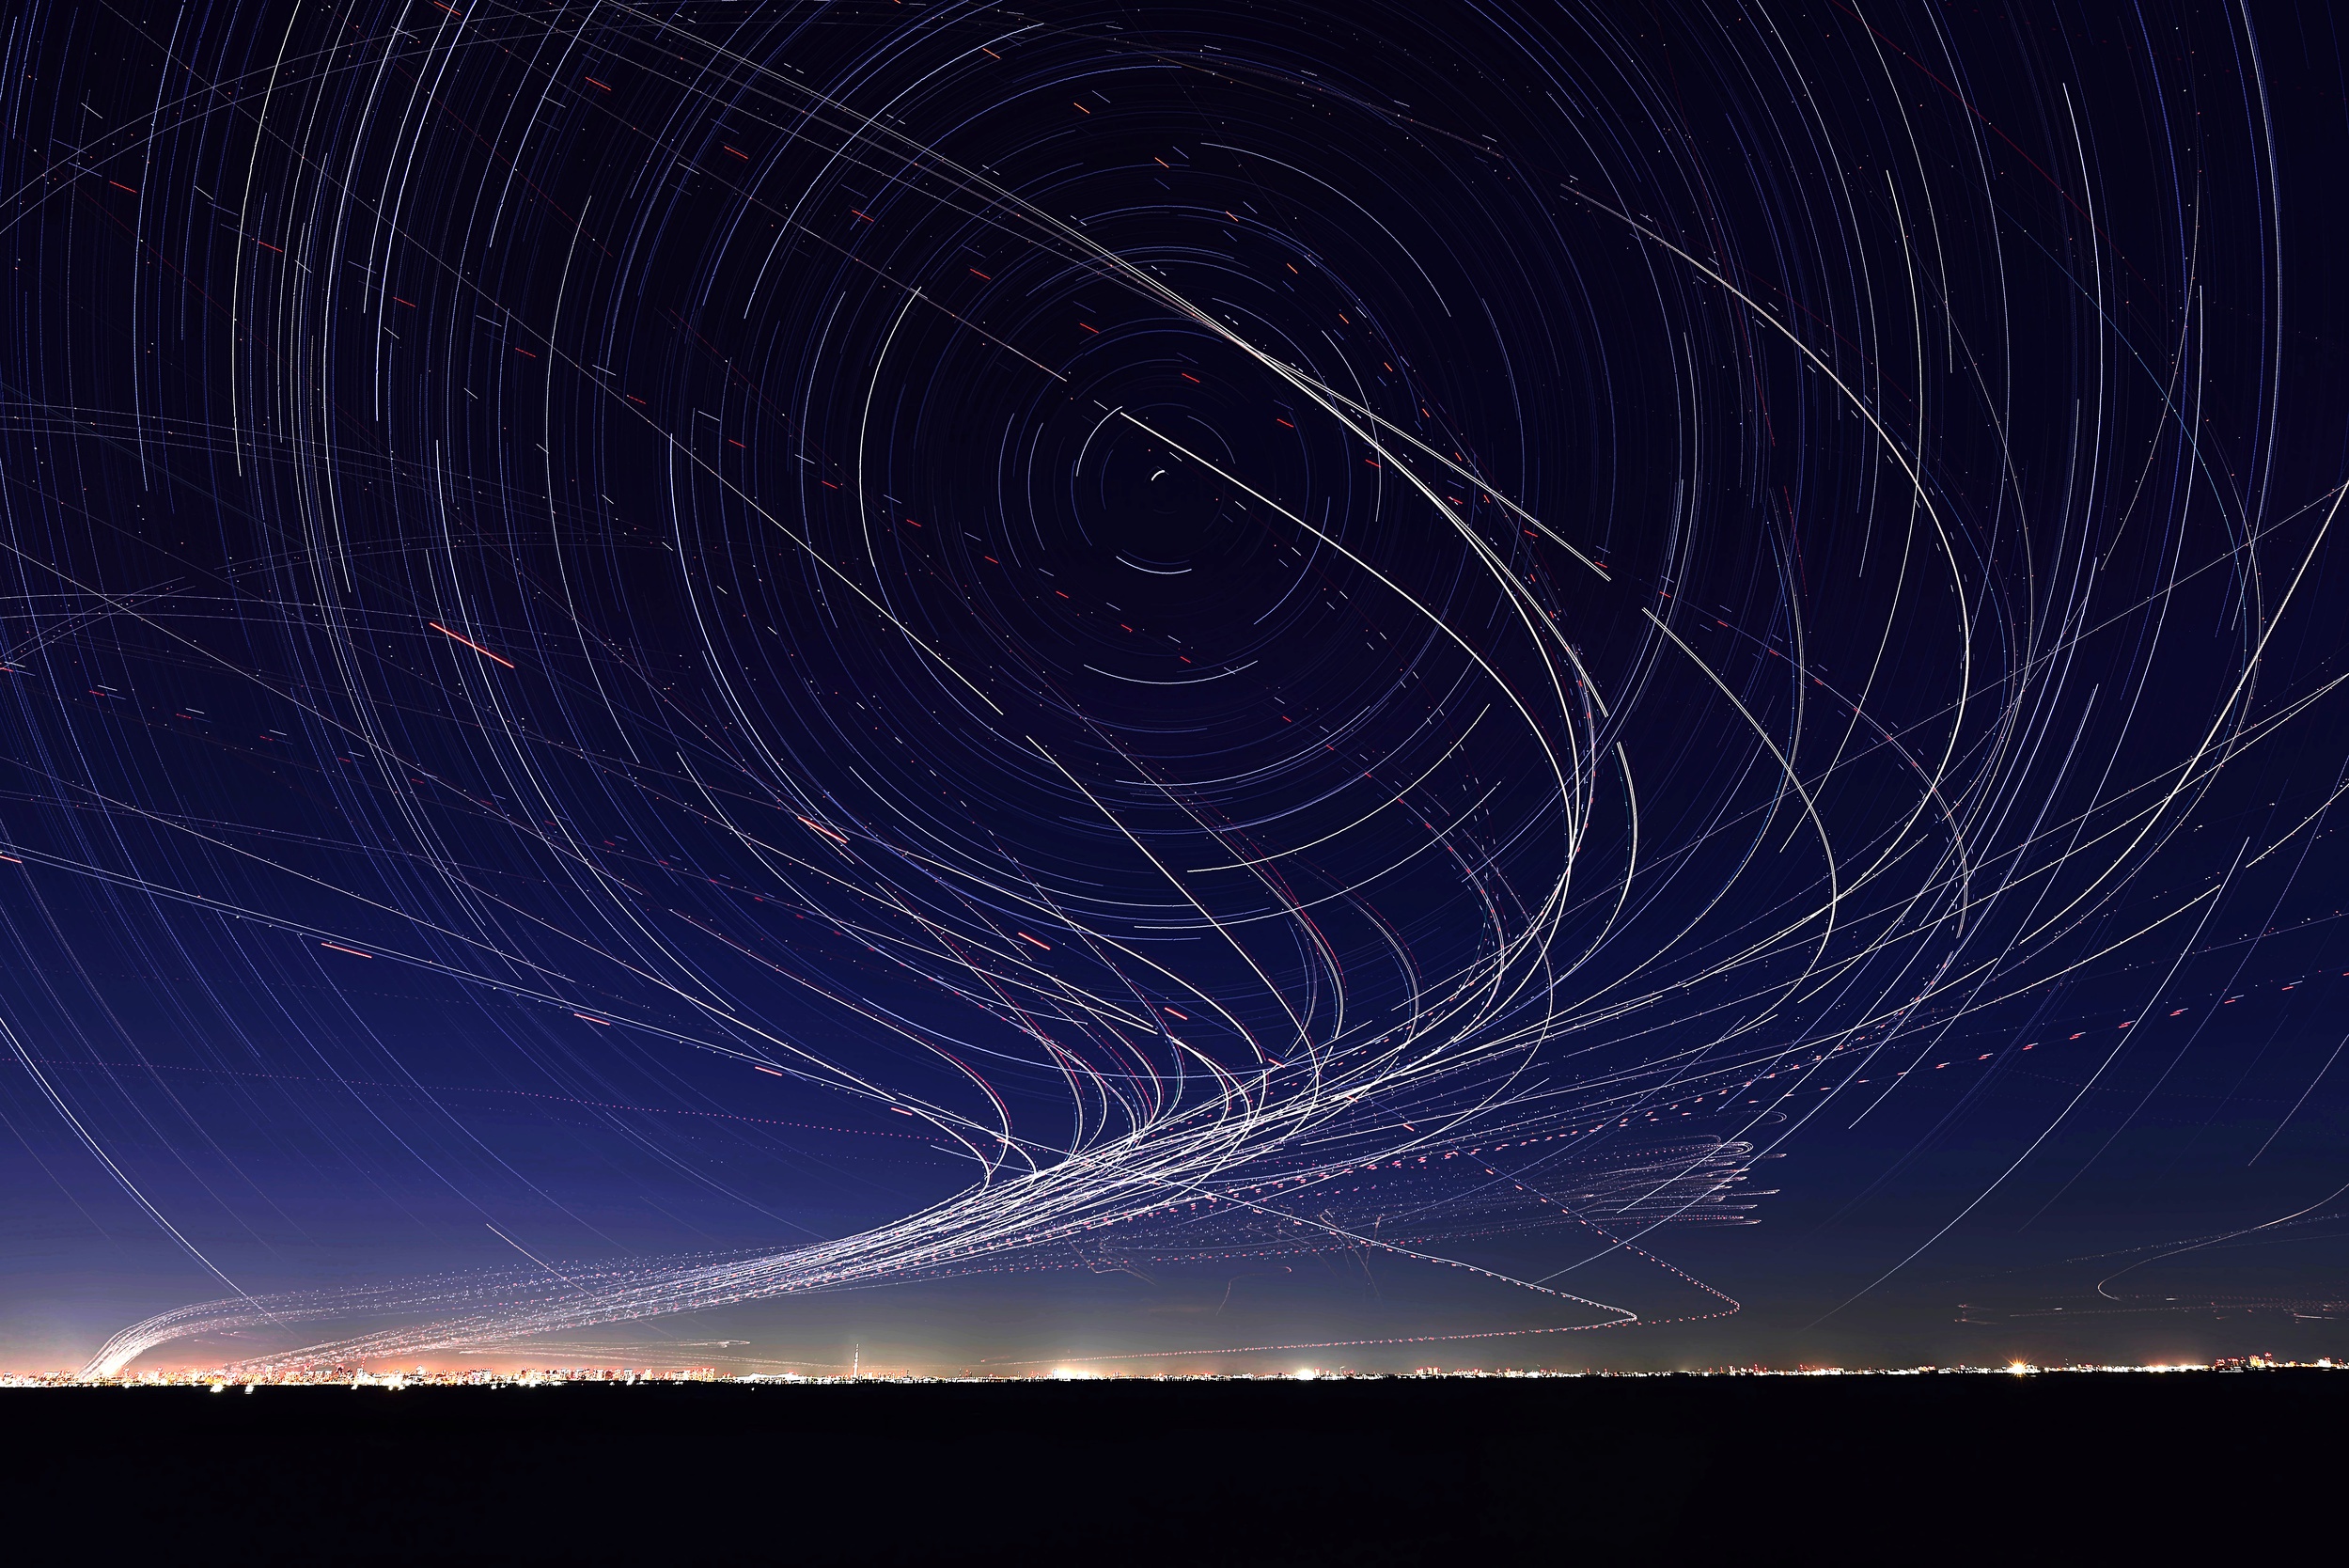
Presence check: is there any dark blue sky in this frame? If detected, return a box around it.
[5,0,2348,1375]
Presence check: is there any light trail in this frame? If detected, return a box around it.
[0,2,2337,1377]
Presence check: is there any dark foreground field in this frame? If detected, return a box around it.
[3,1372,2334,1563]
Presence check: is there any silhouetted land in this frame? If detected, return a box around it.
[3,1373,2331,1562]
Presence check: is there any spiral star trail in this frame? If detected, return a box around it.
[5,2,2348,1377]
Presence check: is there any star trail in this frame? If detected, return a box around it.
[6,2,2348,1379]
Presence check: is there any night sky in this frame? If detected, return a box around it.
[5,1,2349,1377]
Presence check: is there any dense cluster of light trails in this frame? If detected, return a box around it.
[3,3,2341,1376]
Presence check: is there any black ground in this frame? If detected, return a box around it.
[3,1372,2331,1563]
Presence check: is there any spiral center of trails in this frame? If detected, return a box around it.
[13,2,2327,1375]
